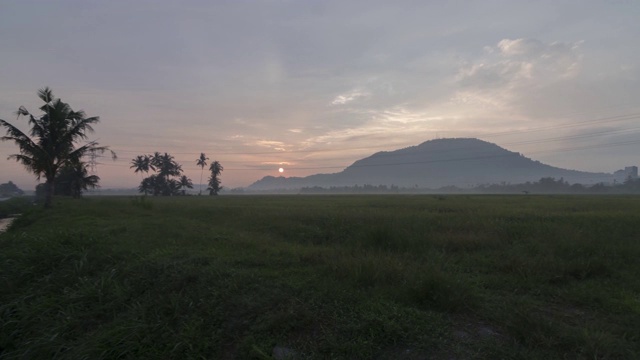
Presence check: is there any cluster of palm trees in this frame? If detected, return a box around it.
[131,152,223,196]
[0,87,113,208]
[0,87,223,205]
[196,153,223,196]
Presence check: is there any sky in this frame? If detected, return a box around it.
[1,0,639,190]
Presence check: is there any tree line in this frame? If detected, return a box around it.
[130,152,223,196]
[0,87,224,208]
[296,177,640,194]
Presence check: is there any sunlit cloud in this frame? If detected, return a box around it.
[331,89,371,105]
[253,140,289,152]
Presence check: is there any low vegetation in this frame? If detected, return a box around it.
[0,196,33,219]
[1,195,639,359]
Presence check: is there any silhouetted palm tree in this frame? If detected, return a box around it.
[196,152,209,195]
[56,162,100,198]
[130,155,153,182]
[178,175,193,195]
[152,152,182,178]
[139,176,155,196]
[0,87,113,208]
[167,179,181,196]
[207,161,224,195]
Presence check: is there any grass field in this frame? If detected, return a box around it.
[1,195,639,359]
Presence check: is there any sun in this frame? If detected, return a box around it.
[278,167,284,173]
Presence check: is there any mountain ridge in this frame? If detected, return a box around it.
[249,138,613,190]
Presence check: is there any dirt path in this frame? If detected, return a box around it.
[0,216,17,233]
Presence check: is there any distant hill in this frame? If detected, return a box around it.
[248,138,613,190]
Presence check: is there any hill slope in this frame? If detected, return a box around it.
[249,138,612,190]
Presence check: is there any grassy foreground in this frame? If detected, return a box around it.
[1,195,639,359]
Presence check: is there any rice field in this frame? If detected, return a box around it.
[1,195,639,359]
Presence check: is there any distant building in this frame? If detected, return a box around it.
[613,166,638,183]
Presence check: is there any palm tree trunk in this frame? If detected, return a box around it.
[199,168,203,195]
[44,178,54,209]
[140,173,146,196]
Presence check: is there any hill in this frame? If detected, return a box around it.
[249,138,612,190]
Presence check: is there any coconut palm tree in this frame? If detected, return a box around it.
[178,175,193,195]
[55,162,100,198]
[151,152,182,179]
[0,87,113,208]
[196,152,208,195]
[130,155,154,181]
[167,179,181,196]
[207,161,224,196]
[139,176,155,196]
[133,152,188,196]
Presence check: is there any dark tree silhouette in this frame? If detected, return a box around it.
[130,155,154,180]
[55,162,100,198]
[0,87,113,208]
[207,161,223,195]
[151,152,182,179]
[138,176,155,196]
[196,152,209,195]
[178,175,193,195]
[130,155,154,195]
[133,152,191,196]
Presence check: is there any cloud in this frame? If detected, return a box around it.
[457,38,583,89]
[497,38,545,57]
[331,88,371,105]
[253,140,289,152]
[2,2,639,189]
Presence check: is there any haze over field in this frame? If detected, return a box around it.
[1,1,639,191]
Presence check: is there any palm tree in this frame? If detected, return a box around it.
[55,162,100,198]
[130,155,153,181]
[150,152,182,195]
[207,161,224,196]
[139,176,155,196]
[167,179,181,196]
[196,152,209,195]
[178,175,193,195]
[131,154,154,196]
[152,152,182,178]
[0,87,113,208]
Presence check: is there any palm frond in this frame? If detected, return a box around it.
[67,142,109,165]
[38,87,54,104]
[1,119,30,139]
[1,120,43,156]
[15,106,30,118]
[7,154,45,179]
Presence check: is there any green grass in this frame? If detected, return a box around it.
[0,197,35,219]
[1,195,639,359]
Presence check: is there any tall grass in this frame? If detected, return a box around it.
[0,196,34,218]
[1,195,639,359]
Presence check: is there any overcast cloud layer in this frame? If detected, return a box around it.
[1,1,639,190]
